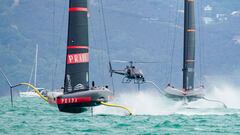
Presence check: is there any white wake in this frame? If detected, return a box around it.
[94,82,240,115]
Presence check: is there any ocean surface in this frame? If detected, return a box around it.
[1,89,240,135]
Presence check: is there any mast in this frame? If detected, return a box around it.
[34,44,38,87]
[64,0,89,93]
[183,0,196,91]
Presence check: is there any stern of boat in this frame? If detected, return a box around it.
[47,87,113,113]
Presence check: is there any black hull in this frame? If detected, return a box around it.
[58,103,96,113]
[48,87,112,113]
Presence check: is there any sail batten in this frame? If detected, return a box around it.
[183,0,196,91]
[64,0,89,93]
[67,46,89,49]
[69,7,88,12]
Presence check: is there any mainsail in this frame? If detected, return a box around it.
[183,0,196,91]
[64,0,89,93]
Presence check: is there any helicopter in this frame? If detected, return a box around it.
[109,60,155,84]
[109,60,161,91]
[109,60,145,84]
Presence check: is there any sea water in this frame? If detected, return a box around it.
[1,84,240,134]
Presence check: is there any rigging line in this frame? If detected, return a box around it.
[198,0,206,86]
[51,0,56,90]
[52,0,68,90]
[199,0,204,86]
[99,0,111,62]
[196,0,201,86]
[164,0,175,86]
[88,2,105,84]
[97,0,101,13]
[27,56,35,91]
[96,0,107,84]
[201,0,207,85]
[168,0,180,84]
[195,0,201,86]
[99,0,115,95]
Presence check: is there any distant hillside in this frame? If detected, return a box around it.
[0,0,240,96]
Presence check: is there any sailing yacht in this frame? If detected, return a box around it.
[47,0,112,113]
[19,44,46,97]
[163,0,204,101]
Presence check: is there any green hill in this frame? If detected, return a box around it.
[0,0,240,96]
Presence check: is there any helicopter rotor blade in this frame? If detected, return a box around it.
[133,61,161,64]
[112,60,130,63]
[112,60,162,64]
[112,69,125,72]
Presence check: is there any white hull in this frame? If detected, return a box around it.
[20,90,63,98]
[19,91,39,97]
[47,91,63,98]
[163,86,205,101]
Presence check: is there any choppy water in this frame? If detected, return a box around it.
[1,86,240,135]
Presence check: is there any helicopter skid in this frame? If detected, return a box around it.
[122,77,132,83]
[121,77,145,84]
[133,79,145,84]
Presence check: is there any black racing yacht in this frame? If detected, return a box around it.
[47,0,112,113]
[163,0,204,102]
